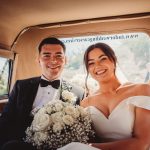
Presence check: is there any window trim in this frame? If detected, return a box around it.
[0,56,13,100]
[0,49,14,60]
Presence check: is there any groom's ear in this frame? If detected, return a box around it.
[37,56,41,65]
[35,54,41,65]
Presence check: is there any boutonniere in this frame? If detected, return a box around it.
[60,80,77,104]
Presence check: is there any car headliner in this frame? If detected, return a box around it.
[0,0,150,50]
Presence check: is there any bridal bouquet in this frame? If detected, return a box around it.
[24,100,95,150]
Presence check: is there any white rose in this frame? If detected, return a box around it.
[62,115,74,125]
[32,113,51,131]
[51,112,62,123]
[38,107,46,115]
[62,90,77,102]
[55,103,63,112]
[53,122,63,132]
[44,105,52,114]
[64,106,75,115]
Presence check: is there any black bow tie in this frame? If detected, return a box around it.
[40,79,60,89]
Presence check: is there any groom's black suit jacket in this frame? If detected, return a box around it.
[0,77,84,146]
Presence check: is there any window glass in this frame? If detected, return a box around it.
[0,57,10,98]
[60,32,150,91]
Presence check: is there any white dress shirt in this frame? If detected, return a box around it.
[32,76,61,114]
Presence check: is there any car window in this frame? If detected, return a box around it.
[0,57,12,99]
[60,32,150,92]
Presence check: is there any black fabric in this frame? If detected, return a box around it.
[0,77,40,149]
[1,140,36,150]
[40,79,60,89]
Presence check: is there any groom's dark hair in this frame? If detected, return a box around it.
[38,37,66,53]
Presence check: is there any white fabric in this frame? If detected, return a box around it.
[88,96,150,140]
[32,84,58,109]
[58,96,150,150]
[57,142,99,150]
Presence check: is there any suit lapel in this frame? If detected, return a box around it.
[24,77,40,114]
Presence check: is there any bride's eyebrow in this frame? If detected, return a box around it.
[98,54,107,58]
[88,54,106,61]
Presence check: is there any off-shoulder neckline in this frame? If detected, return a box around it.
[87,96,150,119]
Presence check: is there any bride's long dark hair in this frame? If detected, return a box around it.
[84,42,117,96]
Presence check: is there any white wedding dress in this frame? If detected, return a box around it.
[58,96,150,150]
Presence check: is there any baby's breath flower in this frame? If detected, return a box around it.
[33,132,48,143]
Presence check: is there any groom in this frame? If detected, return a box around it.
[0,37,84,150]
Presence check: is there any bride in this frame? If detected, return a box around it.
[59,43,150,150]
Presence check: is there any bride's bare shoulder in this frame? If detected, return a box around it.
[121,82,150,95]
[135,83,150,95]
